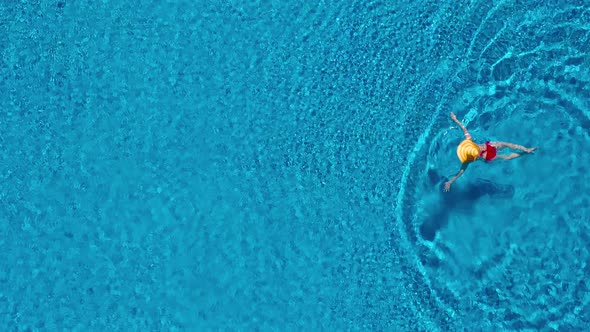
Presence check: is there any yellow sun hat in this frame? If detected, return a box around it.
[456,139,480,163]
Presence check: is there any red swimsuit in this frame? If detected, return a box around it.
[480,141,497,161]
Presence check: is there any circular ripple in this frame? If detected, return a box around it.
[396,2,590,330]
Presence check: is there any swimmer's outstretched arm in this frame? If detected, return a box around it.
[444,163,469,192]
[450,112,471,140]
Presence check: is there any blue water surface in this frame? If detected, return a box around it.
[1,0,590,331]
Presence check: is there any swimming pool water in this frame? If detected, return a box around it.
[1,0,590,331]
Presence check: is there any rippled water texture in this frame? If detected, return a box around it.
[2,0,590,331]
[398,2,590,331]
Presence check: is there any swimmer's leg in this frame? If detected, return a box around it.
[495,153,522,160]
[490,142,537,153]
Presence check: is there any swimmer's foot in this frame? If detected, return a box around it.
[524,147,538,153]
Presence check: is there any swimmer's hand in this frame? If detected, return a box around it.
[444,165,467,192]
[443,181,451,192]
[449,112,471,140]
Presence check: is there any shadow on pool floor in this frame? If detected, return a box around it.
[420,168,514,241]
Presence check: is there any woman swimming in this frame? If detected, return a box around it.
[444,112,537,192]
